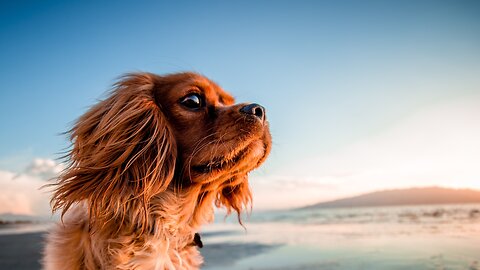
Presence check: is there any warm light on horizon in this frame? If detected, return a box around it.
[251,96,480,210]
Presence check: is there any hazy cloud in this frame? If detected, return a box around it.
[0,158,63,216]
[23,158,64,180]
[0,170,51,216]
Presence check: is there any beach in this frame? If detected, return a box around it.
[1,204,480,270]
[0,229,277,270]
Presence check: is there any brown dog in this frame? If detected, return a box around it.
[43,72,271,269]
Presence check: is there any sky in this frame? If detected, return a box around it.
[0,0,479,214]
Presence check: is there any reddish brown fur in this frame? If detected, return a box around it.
[43,72,271,269]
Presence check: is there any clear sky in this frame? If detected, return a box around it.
[1,0,479,213]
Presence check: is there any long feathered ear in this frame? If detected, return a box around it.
[215,175,252,222]
[51,73,176,231]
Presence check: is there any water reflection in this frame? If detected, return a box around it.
[203,204,480,270]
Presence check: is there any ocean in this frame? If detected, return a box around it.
[201,204,480,270]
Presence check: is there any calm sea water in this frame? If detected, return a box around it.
[202,204,480,270]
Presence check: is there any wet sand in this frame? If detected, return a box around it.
[0,232,45,270]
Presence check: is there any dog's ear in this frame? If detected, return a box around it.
[51,73,176,230]
[215,175,252,222]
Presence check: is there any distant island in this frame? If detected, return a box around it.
[301,187,480,209]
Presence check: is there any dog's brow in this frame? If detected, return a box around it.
[191,80,211,91]
[191,80,234,104]
[219,93,234,105]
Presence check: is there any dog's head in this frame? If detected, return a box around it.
[52,72,271,228]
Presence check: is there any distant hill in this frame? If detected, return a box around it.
[301,187,480,209]
[0,213,52,223]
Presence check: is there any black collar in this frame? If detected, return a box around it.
[191,233,203,248]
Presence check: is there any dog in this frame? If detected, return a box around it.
[43,72,271,269]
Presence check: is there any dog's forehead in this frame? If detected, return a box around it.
[187,74,235,105]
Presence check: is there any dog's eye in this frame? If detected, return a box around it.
[180,94,204,109]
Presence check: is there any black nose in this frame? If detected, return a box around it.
[240,103,265,121]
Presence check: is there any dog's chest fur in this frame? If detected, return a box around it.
[44,202,205,270]
[107,233,203,270]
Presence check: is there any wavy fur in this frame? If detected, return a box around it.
[43,72,271,270]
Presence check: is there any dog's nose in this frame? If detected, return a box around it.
[240,103,265,122]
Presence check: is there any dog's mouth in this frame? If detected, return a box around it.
[188,121,271,179]
[192,146,250,173]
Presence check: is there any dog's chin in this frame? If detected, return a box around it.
[191,139,267,179]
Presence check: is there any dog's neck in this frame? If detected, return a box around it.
[83,184,217,250]
[136,186,216,246]
[150,185,217,228]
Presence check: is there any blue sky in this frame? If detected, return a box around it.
[1,1,479,212]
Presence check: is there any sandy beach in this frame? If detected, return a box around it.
[0,230,277,270]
